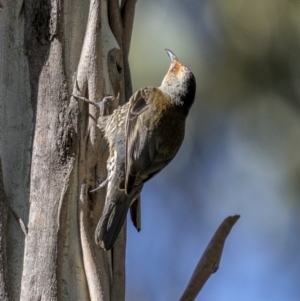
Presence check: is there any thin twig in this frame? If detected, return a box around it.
[179,215,240,301]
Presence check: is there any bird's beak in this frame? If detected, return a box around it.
[165,49,178,62]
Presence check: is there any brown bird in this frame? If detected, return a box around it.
[95,49,196,250]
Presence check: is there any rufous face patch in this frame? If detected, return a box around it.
[168,61,184,76]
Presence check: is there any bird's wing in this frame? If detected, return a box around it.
[123,88,151,194]
[123,87,177,194]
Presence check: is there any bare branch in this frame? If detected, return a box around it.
[179,215,240,301]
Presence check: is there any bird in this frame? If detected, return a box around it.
[95,49,196,250]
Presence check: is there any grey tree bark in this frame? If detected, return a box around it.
[0,0,136,300]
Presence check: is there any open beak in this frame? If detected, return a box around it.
[165,49,178,62]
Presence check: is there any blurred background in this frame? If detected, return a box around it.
[126,0,300,300]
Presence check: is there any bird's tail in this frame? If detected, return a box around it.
[95,194,131,251]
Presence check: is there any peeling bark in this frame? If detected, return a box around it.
[1,0,136,300]
[20,1,74,299]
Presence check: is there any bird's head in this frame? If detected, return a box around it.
[161,49,196,114]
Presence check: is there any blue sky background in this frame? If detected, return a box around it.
[126,1,300,300]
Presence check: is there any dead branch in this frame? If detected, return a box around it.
[179,215,240,301]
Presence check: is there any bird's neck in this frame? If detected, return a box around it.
[159,84,194,116]
[159,84,182,104]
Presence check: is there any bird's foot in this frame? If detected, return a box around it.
[72,94,118,116]
[72,80,119,116]
[98,95,115,116]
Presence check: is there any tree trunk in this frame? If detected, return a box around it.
[0,0,136,300]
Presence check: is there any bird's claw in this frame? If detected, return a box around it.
[98,95,114,116]
[72,93,118,117]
